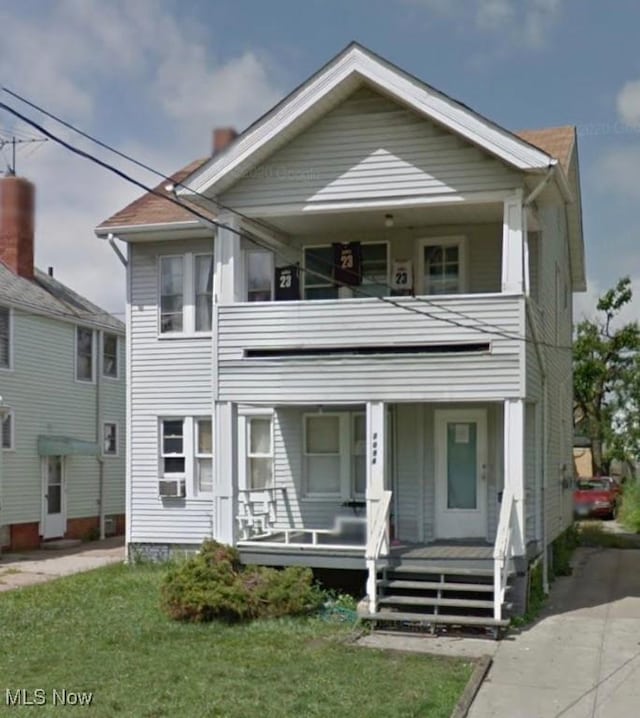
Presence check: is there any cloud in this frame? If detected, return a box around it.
[574,276,640,329]
[0,1,284,314]
[407,0,565,48]
[596,146,640,200]
[617,80,640,128]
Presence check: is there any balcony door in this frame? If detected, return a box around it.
[434,409,487,539]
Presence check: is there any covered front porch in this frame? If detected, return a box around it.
[218,399,533,619]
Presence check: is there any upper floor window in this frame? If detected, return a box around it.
[102,333,119,378]
[159,253,213,335]
[246,251,274,302]
[0,307,11,369]
[2,411,13,450]
[420,237,466,295]
[303,243,389,300]
[76,327,94,382]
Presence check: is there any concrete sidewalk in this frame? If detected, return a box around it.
[469,547,640,718]
[0,537,125,591]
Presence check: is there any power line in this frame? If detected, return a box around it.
[0,96,575,353]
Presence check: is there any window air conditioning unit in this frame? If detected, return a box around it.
[159,479,186,498]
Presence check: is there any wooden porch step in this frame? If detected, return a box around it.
[386,563,497,577]
[361,610,510,628]
[378,579,496,592]
[379,595,495,610]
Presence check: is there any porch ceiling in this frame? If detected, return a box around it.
[262,202,504,235]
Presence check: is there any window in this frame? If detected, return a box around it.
[160,256,184,333]
[195,255,214,331]
[361,244,388,297]
[76,327,94,381]
[103,422,118,456]
[2,411,13,450]
[247,417,273,489]
[159,253,213,334]
[352,413,366,497]
[422,238,466,294]
[304,415,341,495]
[195,418,213,495]
[247,251,274,302]
[304,246,338,300]
[161,419,185,476]
[102,333,118,378]
[0,307,10,369]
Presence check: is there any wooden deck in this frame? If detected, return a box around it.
[390,542,494,561]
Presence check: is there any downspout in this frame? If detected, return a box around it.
[97,330,105,540]
[523,164,555,595]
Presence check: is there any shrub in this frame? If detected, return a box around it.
[619,479,640,533]
[161,540,323,623]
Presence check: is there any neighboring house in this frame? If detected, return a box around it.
[96,43,585,628]
[0,174,125,551]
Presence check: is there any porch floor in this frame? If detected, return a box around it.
[390,542,493,561]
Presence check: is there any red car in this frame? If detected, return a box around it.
[573,477,621,520]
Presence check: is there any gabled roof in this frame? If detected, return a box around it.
[0,263,124,333]
[516,127,575,175]
[96,158,211,232]
[180,42,560,200]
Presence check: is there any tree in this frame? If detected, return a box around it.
[573,277,640,476]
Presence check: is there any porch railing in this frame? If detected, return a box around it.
[365,490,393,614]
[492,484,521,621]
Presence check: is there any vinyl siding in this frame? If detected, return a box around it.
[217,294,523,404]
[221,86,522,210]
[128,238,215,545]
[0,312,125,530]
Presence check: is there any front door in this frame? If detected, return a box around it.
[42,456,65,539]
[434,410,487,539]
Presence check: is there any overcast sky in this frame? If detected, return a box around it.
[1,0,639,324]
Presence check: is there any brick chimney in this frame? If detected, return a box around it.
[212,127,237,155]
[0,175,35,279]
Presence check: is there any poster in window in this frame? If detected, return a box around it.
[391,259,413,294]
[332,242,362,286]
[274,265,300,301]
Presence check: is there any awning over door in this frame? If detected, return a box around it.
[37,435,100,457]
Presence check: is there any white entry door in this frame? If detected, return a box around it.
[434,410,487,539]
[42,456,65,539]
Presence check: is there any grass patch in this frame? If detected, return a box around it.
[577,521,640,549]
[0,564,472,717]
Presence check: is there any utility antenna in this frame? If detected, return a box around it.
[0,135,48,175]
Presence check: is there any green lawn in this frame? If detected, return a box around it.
[0,564,473,717]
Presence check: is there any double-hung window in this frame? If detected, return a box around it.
[304,415,342,495]
[0,307,10,369]
[2,411,13,450]
[421,238,466,295]
[76,327,94,381]
[247,417,273,489]
[160,419,186,496]
[103,422,118,456]
[246,251,274,302]
[102,333,119,378]
[195,418,213,495]
[303,246,338,300]
[159,253,213,335]
[303,412,367,499]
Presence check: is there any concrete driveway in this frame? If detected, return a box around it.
[0,537,125,591]
[469,547,640,718]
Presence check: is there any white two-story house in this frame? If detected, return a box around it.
[96,44,585,630]
[0,174,126,551]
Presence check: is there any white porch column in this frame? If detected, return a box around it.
[503,398,525,555]
[215,211,243,304]
[366,401,387,500]
[213,401,238,545]
[501,190,525,294]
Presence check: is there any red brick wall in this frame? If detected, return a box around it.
[65,516,100,540]
[0,176,35,279]
[6,522,40,551]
